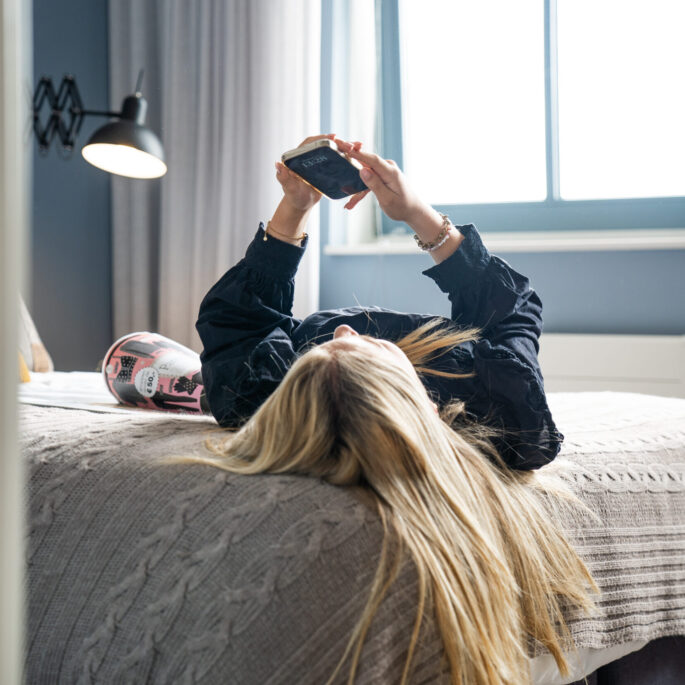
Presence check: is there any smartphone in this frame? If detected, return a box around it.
[281,139,367,200]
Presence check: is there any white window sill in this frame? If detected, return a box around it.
[323,228,685,255]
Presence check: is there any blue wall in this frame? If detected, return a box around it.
[319,235,685,335]
[32,0,112,371]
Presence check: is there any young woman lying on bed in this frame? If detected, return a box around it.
[194,134,597,685]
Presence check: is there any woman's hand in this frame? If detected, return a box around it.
[275,162,321,212]
[275,134,339,213]
[338,142,427,224]
[338,140,465,263]
[269,134,346,244]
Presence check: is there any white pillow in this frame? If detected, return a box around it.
[18,296,53,372]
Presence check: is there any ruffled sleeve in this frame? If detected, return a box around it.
[469,341,562,468]
[195,224,305,427]
[422,224,562,469]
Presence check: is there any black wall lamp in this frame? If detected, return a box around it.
[32,71,167,179]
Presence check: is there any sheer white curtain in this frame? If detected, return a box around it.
[109,0,321,350]
[326,0,378,245]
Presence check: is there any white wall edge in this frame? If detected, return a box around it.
[0,0,29,681]
[324,228,685,256]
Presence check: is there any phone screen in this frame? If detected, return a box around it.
[283,146,367,199]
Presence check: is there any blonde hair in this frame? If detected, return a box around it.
[193,321,596,684]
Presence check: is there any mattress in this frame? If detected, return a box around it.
[20,374,685,684]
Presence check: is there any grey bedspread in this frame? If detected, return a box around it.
[23,392,685,684]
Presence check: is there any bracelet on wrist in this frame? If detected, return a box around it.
[413,213,454,252]
[263,221,307,244]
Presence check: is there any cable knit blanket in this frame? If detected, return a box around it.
[23,392,685,684]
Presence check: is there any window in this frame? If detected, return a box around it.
[401,1,546,205]
[378,0,685,235]
[557,0,685,200]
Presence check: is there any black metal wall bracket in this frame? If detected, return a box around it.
[33,75,87,153]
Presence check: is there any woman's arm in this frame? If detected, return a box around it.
[340,142,541,350]
[341,143,464,263]
[341,144,560,467]
[269,133,340,244]
[197,134,346,426]
[341,142,535,341]
[423,227,561,468]
[196,228,304,426]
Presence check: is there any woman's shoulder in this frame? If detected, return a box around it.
[292,307,447,349]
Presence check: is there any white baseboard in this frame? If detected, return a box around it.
[539,334,685,398]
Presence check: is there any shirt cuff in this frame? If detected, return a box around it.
[421,224,491,292]
[244,222,308,280]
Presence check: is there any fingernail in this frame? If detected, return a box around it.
[360,168,371,180]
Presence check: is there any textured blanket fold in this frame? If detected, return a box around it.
[23,391,685,684]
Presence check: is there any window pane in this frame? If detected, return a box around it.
[400,0,546,205]
[558,0,685,200]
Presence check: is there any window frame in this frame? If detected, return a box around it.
[377,0,685,236]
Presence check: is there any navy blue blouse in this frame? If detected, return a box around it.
[196,223,563,470]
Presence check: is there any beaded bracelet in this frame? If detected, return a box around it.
[413,214,453,252]
[263,221,307,244]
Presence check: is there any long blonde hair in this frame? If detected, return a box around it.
[194,321,596,684]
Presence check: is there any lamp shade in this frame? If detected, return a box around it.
[81,94,167,179]
[82,122,167,178]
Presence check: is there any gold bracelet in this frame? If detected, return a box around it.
[413,214,453,252]
[263,221,307,244]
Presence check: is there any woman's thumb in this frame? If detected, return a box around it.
[360,167,391,206]
[360,166,379,189]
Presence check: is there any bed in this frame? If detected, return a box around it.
[20,372,685,684]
